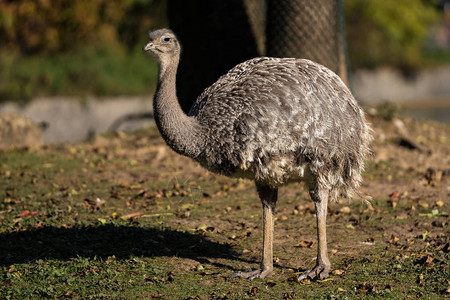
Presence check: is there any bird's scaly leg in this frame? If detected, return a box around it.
[231,184,277,279]
[298,186,331,281]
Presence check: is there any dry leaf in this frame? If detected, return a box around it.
[390,191,400,208]
[167,271,175,282]
[418,273,424,284]
[388,234,399,244]
[332,269,345,276]
[339,206,351,213]
[195,265,204,271]
[248,286,259,296]
[196,224,207,232]
[266,280,276,287]
[295,240,313,248]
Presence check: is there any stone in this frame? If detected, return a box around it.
[0,114,43,150]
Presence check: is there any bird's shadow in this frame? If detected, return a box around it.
[0,224,246,269]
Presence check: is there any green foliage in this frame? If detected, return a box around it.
[345,0,439,70]
[0,46,158,101]
[0,0,444,100]
[0,0,165,55]
[0,0,165,101]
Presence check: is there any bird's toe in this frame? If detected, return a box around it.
[231,268,272,279]
[298,263,330,281]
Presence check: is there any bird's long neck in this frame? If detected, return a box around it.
[153,56,204,158]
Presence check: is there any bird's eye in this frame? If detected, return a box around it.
[162,36,171,43]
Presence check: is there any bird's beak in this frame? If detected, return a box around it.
[144,42,154,52]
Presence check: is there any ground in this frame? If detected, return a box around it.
[0,111,449,299]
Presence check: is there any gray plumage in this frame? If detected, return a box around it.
[145,28,372,280]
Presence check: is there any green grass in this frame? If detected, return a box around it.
[0,126,449,299]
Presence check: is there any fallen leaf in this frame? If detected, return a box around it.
[97,218,107,224]
[195,265,204,271]
[167,271,174,282]
[181,203,194,210]
[129,183,141,189]
[20,210,31,217]
[419,202,429,209]
[358,282,375,293]
[266,280,276,287]
[151,293,164,298]
[301,279,311,284]
[417,273,424,284]
[196,224,207,232]
[287,275,300,283]
[339,206,351,213]
[295,240,313,248]
[416,255,434,265]
[332,269,345,276]
[83,198,105,211]
[390,191,400,208]
[388,234,399,244]
[248,286,259,296]
[435,242,449,253]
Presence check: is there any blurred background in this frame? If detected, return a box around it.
[0,0,449,145]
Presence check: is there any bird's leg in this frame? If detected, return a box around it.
[231,184,277,279]
[298,186,331,281]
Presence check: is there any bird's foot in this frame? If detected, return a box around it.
[297,263,330,281]
[231,268,272,279]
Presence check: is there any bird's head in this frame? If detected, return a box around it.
[144,29,180,63]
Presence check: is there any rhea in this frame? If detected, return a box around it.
[144,29,371,280]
